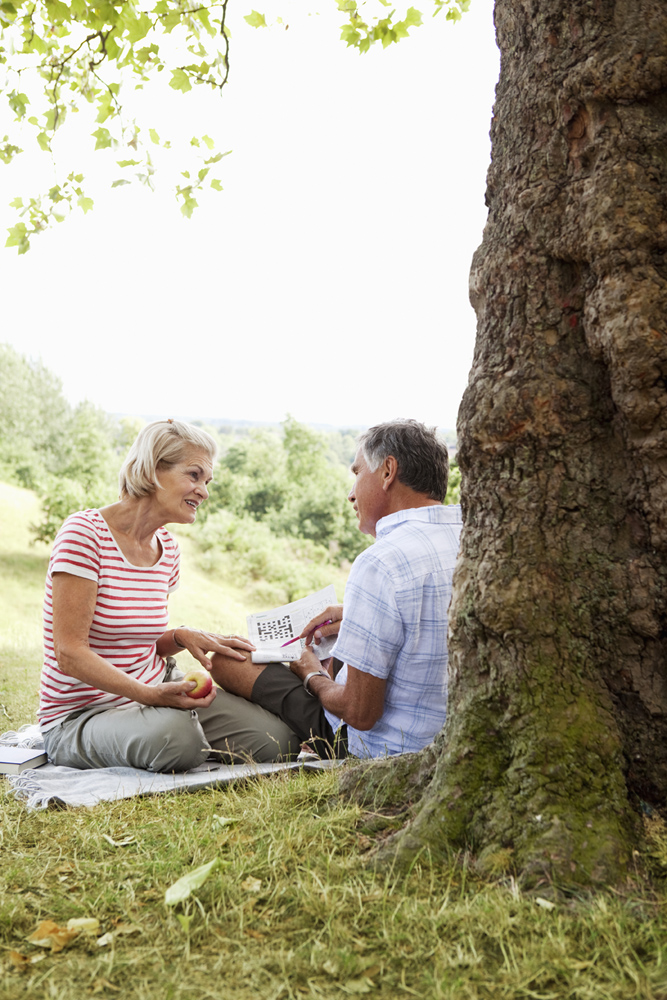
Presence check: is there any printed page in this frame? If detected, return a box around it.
[247,585,338,664]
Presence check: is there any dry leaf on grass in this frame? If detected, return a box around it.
[8,950,46,970]
[91,978,121,993]
[67,918,100,935]
[102,834,136,848]
[26,920,79,953]
[112,921,142,936]
[241,876,262,893]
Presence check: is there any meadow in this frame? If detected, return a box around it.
[2,482,667,1000]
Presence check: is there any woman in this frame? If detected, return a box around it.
[39,419,298,771]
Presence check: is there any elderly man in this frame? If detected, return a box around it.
[210,419,462,758]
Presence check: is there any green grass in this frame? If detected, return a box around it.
[2,482,667,999]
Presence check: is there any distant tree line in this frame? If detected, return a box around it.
[0,343,459,598]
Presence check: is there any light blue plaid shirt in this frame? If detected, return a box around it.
[326,504,462,757]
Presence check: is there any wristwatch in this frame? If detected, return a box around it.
[303,670,329,697]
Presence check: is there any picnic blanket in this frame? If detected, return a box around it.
[1,725,339,811]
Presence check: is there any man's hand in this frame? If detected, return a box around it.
[300,604,343,646]
[289,645,323,683]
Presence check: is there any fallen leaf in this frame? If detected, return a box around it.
[212,814,238,829]
[535,897,556,911]
[102,834,136,848]
[96,932,114,947]
[165,858,221,907]
[8,950,46,972]
[341,977,374,994]
[245,928,265,939]
[26,920,79,953]
[91,978,121,993]
[241,877,262,893]
[67,918,100,934]
[112,922,141,936]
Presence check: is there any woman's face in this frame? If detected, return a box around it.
[153,448,214,525]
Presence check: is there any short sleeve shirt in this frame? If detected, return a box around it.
[326,505,462,757]
[39,509,180,731]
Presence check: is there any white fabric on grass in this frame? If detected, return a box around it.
[1,725,338,811]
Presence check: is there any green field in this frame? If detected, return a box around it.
[2,483,667,999]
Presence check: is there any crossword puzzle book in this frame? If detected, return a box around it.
[247,585,338,664]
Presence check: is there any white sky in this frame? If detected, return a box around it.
[1,1,499,432]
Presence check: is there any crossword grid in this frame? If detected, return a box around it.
[256,614,293,643]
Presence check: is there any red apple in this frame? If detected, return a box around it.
[182,668,213,699]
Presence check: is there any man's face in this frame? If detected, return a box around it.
[348,449,387,537]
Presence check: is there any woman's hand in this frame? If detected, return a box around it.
[299,605,343,646]
[170,628,255,671]
[143,677,218,710]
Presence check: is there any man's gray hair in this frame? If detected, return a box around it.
[119,419,218,498]
[358,419,449,502]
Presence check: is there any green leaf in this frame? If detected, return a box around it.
[149,128,160,144]
[44,0,71,23]
[92,127,112,150]
[169,68,192,93]
[202,134,215,150]
[165,858,221,906]
[210,178,223,191]
[95,93,115,124]
[36,131,49,152]
[8,91,29,118]
[121,10,152,43]
[180,193,198,218]
[116,159,140,167]
[244,10,267,28]
[111,178,131,187]
[78,196,94,214]
[5,222,29,253]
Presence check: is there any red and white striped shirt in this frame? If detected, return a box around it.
[39,509,180,732]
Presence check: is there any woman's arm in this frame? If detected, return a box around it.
[156,628,255,669]
[51,572,217,709]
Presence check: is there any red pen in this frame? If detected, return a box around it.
[281,620,333,647]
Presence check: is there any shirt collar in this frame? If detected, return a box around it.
[375,504,462,539]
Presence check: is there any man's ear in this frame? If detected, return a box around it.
[381,456,398,491]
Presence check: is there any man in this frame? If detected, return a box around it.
[210,419,462,758]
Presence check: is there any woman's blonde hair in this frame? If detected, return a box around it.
[119,419,219,498]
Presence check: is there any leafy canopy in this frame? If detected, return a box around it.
[1,0,470,252]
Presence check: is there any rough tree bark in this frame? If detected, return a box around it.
[366,0,667,886]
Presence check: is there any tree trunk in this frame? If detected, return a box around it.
[385,0,667,886]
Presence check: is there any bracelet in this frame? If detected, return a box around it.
[173,627,187,649]
[303,670,329,698]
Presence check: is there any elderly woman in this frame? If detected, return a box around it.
[39,419,298,771]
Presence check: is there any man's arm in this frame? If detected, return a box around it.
[290,646,385,731]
